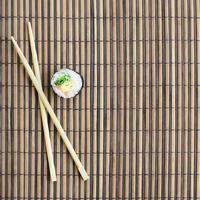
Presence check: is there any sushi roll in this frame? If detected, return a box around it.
[51,68,83,98]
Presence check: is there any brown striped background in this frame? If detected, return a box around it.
[1,0,200,199]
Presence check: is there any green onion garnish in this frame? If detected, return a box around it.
[55,74,71,86]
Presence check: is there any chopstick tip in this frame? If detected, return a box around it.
[80,170,89,181]
[27,21,31,28]
[52,177,57,182]
[83,175,89,181]
[11,36,15,43]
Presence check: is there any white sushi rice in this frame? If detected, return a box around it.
[51,68,83,98]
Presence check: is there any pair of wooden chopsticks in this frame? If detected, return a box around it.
[11,22,89,181]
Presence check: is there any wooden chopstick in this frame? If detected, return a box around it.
[27,22,56,182]
[11,36,89,181]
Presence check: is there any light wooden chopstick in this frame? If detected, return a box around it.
[27,22,56,181]
[11,36,89,181]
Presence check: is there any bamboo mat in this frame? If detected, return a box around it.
[1,0,200,199]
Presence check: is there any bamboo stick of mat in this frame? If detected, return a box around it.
[27,22,56,182]
[11,36,89,181]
